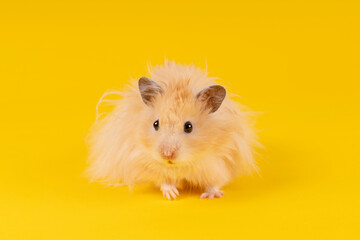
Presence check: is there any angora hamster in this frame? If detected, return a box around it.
[86,61,259,200]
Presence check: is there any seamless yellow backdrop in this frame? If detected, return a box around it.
[1,1,359,239]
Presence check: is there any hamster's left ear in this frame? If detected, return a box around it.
[138,77,164,106]
[196,85,226,113]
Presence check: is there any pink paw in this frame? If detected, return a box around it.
[161,183,179,200]
[200,187,224,199]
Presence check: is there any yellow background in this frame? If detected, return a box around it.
[1,0,359,239]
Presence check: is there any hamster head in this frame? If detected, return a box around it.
[138,76,226,167]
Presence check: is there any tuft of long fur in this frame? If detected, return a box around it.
[86,60,260,190]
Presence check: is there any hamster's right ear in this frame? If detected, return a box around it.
[138,77,164,106]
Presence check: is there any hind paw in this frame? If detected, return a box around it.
[200,187,224,199]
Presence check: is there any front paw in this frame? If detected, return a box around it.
[161,183,179,200]
[200,187,224,199]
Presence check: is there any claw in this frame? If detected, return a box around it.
[165,191,171,200]
[200,193,209,199]
[169,189,177,199]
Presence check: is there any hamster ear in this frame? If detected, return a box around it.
[196,85,226,113]
[138,77,163,106]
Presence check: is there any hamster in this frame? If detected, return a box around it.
[86,60,259,200]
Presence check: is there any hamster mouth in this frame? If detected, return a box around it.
[164,159,188,168]
[164,159,178,167]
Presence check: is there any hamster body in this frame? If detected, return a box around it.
[86,61,259,199]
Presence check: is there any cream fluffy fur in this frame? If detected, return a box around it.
[86,61,259,195]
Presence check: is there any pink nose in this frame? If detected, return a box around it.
[161,148,177,160]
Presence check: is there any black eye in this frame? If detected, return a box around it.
[153,120,159,131]
[184,121,193,133]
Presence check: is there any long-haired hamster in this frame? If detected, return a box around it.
[86,60,259,200]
